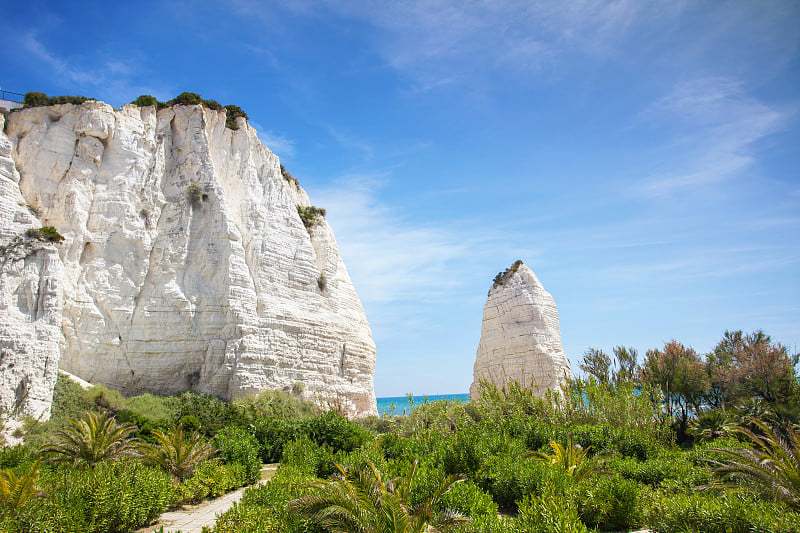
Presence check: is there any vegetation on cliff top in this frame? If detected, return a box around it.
[492,259,523,289]
[131,92,250,130]
[14,91,250,132]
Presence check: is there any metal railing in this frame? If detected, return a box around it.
[0,90,24,103]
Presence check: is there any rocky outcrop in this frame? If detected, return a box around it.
[470,261,571,398]
[1,101,377,418]
[0,115,65,420]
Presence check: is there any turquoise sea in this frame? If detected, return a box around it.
[376,393,470,417]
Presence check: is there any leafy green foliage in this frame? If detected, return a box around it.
[0,461,40,512]
[531,435,594,479]
[169,92,203,106]
[39,411,138,467]
[252,417,302,463]
[491,259,523,288]
[214,425,261,485]
[280,164,299,185]
[647,491,799,533]
[688,409,735,443]
[514,489,590,533]
[23,92,94,107]
[139,425,217,482]
[301,411,368,454]
[224,104,248,130]
[130,94,168,109]
[290,460,469,533]
[210,465,322,533]
[25,226,64,243]
[705,419,800,510]
[478,454,567,511]
[178,459,242,503]
[575,474,641,530]
[296,205,327,229]
[28,459,174,533]
[187,182,204,202]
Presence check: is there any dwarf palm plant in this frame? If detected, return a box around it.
[139,425,217,482]
[705,419,800,510]
[688,409,735,443]
[39,411,138,467]
[531,435,593,479]
[290,460,468,533]
[0,461,41,512]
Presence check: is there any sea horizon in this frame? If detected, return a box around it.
[376,392,470,417]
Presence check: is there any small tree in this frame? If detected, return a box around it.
[580,348,611,384]
[640,340,709,431]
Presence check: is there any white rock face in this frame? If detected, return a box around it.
[470,262,571,398]
[0,115,65,420]
[3,101,377,417]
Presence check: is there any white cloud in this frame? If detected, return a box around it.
[310,176,476,305]
[21,34,171,106]
[637,77,787,196]
[250,123,296,158]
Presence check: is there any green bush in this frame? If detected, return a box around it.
[524,422,556,451]
[202,98,223,111]
[130,94,167,109]
[25,226,64,243]
[379,432,414,461]
[296,205,326,229]
[224,104,248,130]
[178,459,241,503]
[210,465,323,533]
[172,392,247,434]
[440,427,491,476]
[23,92,94,108]
[252,417,302,463]
[647,491,800,533]
[169,92,203,106]
[15,459,176,533]
[514,489,590,533]
[301,411,368,454]
[280,437,341,478]
[478,454,567,511]
[0,445,32,470]
[575,474,641,530]
[214,425,261,485]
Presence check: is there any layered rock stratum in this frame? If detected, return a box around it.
[0,101,377,419]
[470,261,571,398]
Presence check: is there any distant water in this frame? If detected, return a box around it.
[376,393,470,417]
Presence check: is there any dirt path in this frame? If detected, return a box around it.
[136,464,278,533]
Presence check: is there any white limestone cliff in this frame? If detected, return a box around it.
[1,101,377,418]
[470,261,571,398]
[0,114,65,421]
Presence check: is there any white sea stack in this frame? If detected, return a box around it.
[470,261,571,398]
[0,101,377,418]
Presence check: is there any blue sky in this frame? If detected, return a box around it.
[2,1,798,397]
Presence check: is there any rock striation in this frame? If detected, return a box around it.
[0,114,65,420]
[470,261,571,399]
[0,101,377,418]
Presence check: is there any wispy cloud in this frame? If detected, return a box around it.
[250,122,296,158]
[637,77,788,196]
[21,34,171,105]
[311,175,476,305]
